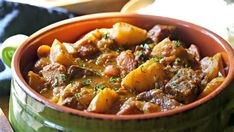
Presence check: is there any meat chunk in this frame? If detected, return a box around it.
[117,50,137,77]
[40,63,67,86]
[103,65,120,77]
[33,57,50,72]
[148,25,176,43]
[67,65,96,79]
[76,41,100,59]
[117,97,160,115]
[187,44,200,62]
[28,71,48,92]
[137,89,181,111]
[164,68,202,103]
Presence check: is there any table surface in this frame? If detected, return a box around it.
[0,95,9,118]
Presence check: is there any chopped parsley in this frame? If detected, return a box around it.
[175,40,181,47]
[81,79,92,86]
[52,79,58,87]
[155,83,160,89]
[61,74,66,81]
[75,93,81,99]
[151,55,164,62]
[109,77,118,83]
[97,70,103,76]
[102,33,108,39]
[175,57,181,62]
[95,84,106,91]
[112,86,120,91]
[78,62,85,67]
[140,65,145,73]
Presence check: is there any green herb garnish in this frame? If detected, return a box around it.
[140,65,145,73]
[75,93,81,99]
[109,77,118,83]
[102,33,108,39]
[112,86,120,91]
[52,80,58,87]
[97,70,103,76]
[95,84,106,91]
[151,55,164,62]
[175,57,181,62]
[175,40,181,47]
[81,79,92,86]
[78,62,85,67]
[61,74,66,81]
[155,83,160,89]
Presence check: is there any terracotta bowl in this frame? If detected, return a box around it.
[8,13,234,131]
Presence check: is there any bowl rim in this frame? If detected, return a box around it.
[12,12,234,120]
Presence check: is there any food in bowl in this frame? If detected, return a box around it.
[26,22,226,115]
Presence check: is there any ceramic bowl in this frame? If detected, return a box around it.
[5,13,234,132]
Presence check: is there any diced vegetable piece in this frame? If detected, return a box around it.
[41,63,67,86]
[151,38,187,58]
[198,77,225,98]
[63,42,76,54]
[57,84,73,105]
[201,53,225,81]
[187,44,200,61]
[111,22,147,45]
[121,60,166,93]
[103,65,120,77]
[77,87,95,107]
[50,39,74,66]
[147,25,176,43]
[87,88,118,113]
[28,71,47,92]
[37,45,51,58]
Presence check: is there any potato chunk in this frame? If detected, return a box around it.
[87,88,118,113]
[121,60,166,93]
[201,53,225,81]
[198,77,225,98]
[111,22,147,45]
[50,39,74,66]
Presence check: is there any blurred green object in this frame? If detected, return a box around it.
[0,0,77,95]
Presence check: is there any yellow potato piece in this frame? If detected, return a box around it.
[198,77,225,98]
[151,38,187,57]
[201,53,224,81]
[50,39,74,66]
[121,60,166,93]
[87,88,118,113]
[111,22,147,45]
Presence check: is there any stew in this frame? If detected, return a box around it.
[27,22,226,115]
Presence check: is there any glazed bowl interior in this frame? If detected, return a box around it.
[12,13,234,120]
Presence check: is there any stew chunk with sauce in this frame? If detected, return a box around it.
[27,22,226,115]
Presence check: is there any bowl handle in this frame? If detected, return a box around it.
[0,35,28,68]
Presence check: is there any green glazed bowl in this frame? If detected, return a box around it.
[3,13,234,131]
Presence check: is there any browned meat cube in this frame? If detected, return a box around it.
[33,57,50,72]
[76,40,100,59]
[67,65,96,79]
[116,50,137,77]
[137,89,182,111]
[28,71,48,92]
[148,25,176,43]
[164,68,202,103]
[117,97,160,115]
[40,63,67,86]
